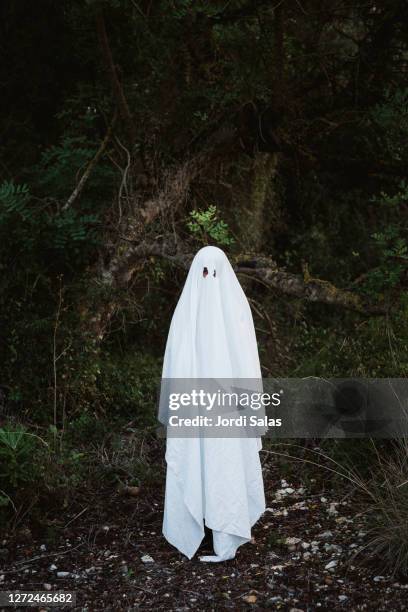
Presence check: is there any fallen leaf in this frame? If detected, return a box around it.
[243,594,257,604]
[124,486,140,497]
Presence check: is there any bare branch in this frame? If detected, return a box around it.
[63,113,116,211]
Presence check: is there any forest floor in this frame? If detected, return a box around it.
[1,444,407,612]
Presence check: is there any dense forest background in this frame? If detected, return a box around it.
[0,0,408,599]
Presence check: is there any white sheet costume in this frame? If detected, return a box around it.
[160,246,265,562]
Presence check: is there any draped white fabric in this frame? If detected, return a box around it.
[161,246,265,562]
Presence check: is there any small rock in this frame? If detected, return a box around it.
[275,488,292,499]
[324,543,342,553]
[291,501,307,510]
[273,508,288,517]
[320,496,327,503]
[267,552,281,560]
[56,571,70,578]
[43,584,52,591]
[319,531,333,539]
[338,595,348,602]
[285,537,301,546]
[243,594,257,604]
[141,554,154,563]
[40,544,46,551]
[301,542,310,549]
[285,537,301,552]
[373,575,385,582]
[325,560,337,570]
[49,564,57,571]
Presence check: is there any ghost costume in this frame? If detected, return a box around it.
[160,246,265,562]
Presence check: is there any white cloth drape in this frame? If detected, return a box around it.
[161,246,265,561]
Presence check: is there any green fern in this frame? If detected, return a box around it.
[0,181,31,218]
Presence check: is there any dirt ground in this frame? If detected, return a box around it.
[1,449,407,611]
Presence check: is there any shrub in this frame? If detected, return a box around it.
[360,440,408,577]
[0,424,43,491]
[0,423,47,522]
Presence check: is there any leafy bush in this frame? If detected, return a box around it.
[362,181,408,296]
[0,180,100,267]
[187,205,235,246]
[95,353,161,424]
[65,413,112,446]
[292,300,408,378]
[0,424,46,519]
[370,88,408,164]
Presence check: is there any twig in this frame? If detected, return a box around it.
[53,277,63,432]
[4,543,85,572]
[63,506,89,529]
[0,488,16,512]
[132,585,156,595]
[63,113,116,211]
[114,135,131,226]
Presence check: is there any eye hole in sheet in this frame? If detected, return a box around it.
[203,267,208,278]
[213,269,216,277]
